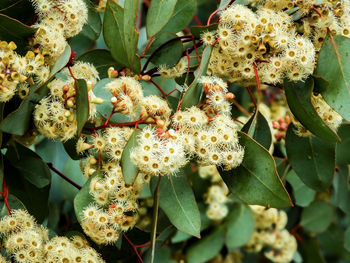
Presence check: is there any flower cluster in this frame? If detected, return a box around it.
[199,165,230,220]
[31,0,88,63]
[33,62,101,141]
[0,41,49,102]
[0,209,105,263]
[131,76,244,177]
[245,205,297,263]
[78,127,150,245]
[204,4,316,84]
[293,93,342,137]
[158,58,189,79]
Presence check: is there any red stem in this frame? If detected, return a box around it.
[253,63,261,92]
[68,67,76,81]
[47,163,82,190]
[85,120,155,131]
[135,242,151,248]
[312,6,322,17]
[167,88,179,96]
[0,177,12,215]
[123,234,144,263]
[140,37,154,58]
[207,9,220,26]
[150,79,167,98]
[192,36,201,63]
[245,86,257,109]
[104,107,116,125]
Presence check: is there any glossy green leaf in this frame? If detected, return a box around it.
[286,170,315,207]
[103,0,140,73]
[121,129,141,185]
[146,0,177,38]
[190,24,218,38]
[75,79,90,136]
[181,45,212,109]
[315,35,350,120]
[81,0,102,40]
[284,77,339,142]
[160,0,196,34]
[301,200,334,233]
[78,49,120,79]
[0,14,37,53]
[225,203,254,249]
[148,33,183,68]
[336,124,350,165]
[158,169,201,237]
[74,176,95,224]
[6,141,51,188]
[333,165,350,214]
[285,124,335,192]
[241,110,272,150]
[0,0,35,24]
[220,131,292,208]
[186,227,225,263]
[61,158,86,201]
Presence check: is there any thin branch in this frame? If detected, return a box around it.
[123,234,144,263]
[150,79,167,98]
[150,176,162,263]
[47,163,82,190]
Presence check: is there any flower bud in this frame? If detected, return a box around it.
[8,41,17,50]
[141,75,151,81]
[225,92,235,100]
[108,67,118,78]
[87,81,94,91]
[91,97,104,104]
[67,98,75,108]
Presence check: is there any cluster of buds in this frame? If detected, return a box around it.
[34,62,102,141]
[0,41,49,102]
[205,4,316,84]
[245,205,297,263]
[272,115,291,141]
[0,209,105,263]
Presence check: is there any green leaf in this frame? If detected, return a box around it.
[78,49,120,79]
[301,199,334,233]
[63,137,81,160]
[225,203,254,249]
[336,124,350,165]
[157,169,201,237]
[0,194,26,217]
[333,165,350,214]
[146,0,177,38]
[74,176,95,224]
[284,77,339,142]
[0,0,35,25]
[345,227,350,252]
[75,79,90,136]
[315,35,350,120]
[103,0,140,73]
[147,33,183,68]
[220,131,292,208]
[181,45,212,109]
[241,110,272,150]
[0,14,37,54]
[286,170,315,207]
[190,24,218,38]
[186,227,225,263]
[121,129,141,185]
[285,124,335,192]
[6,141,51,188]
[81,0,102,40]
[160,0,196,34]
[61,158,86,201]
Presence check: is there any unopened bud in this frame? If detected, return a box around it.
[64,110,72,117]
[91,97,104,104]
[108,67,118,78]
[67,114,75,122]
[63,85,70,92]
[156,128,165,137]
[225,92,235,100]
[89,157,97,165]
[87,81,93,91]
[141,75,151,81]
[272,121,279,129]
[8,41,17,50]
[134,75,140,80]
[280,122,287,131]
[110,96,118,104]
[155,119,165,128]
[284,115,291,123]
[67,99,75,108]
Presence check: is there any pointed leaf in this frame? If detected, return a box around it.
[284,77,339,142]
[285,124,335,192]
[157,169,201,237]
[316,35,350,120]
[219,131,292,208]
[301,199,334,233]
[146,0,177,38]
[181,45,212,109]
[81,0,102,40]
[241,110,272,150]
[225,203,254,249]
[286,170,315,207]
[103,0,140,73]
[121,129,141,185]
[74,176,95,224]
[75,79,90,136]
[333,165,350,214]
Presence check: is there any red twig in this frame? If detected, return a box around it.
[312,6,322,17]
[0,177,12,215]
[253,63,260,92]
[104,107,116,125]
[123,234,144,263]
[232,117,245,125]
[68,67,76,81]
[85,120,155,131]
[135,242,151,248]
[245,86,257,109]
[150,79,167,99]
[192,36,201,63]
[207,9,220,26]
[193,14,202,26]
[167,88,179,96]
[140,37,154,58]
